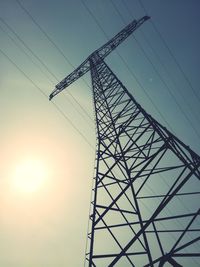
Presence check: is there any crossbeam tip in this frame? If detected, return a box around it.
[144,15,151,20]
[49,94,53,101]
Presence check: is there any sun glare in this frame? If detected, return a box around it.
[12,159,48,193]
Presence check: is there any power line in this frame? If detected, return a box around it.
[0,47,47,98]
[51,100,94,149]
[139,28,200,125]
[0,16,93,126]
[15,0,73,69]
[0,17,58,82]
[15,0,94,123]
[138,0,200,104]
[0,47,94,150]
[0,23,55,86]
[1,14,93,125]
[67,92,93,123]
[110,0,200,140]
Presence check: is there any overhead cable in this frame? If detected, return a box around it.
[15,0,94,122]
[0,47,94,149]
[138,0,200,104]
[110,0,200,140]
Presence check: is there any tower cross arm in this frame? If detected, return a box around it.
[96,15,150,60]
[49,15,150,100]
[49,58,90,100]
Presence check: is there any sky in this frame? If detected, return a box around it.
[0,0,200,266]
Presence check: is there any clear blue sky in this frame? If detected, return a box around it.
[0,0,200,266]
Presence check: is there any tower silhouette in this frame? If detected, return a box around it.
[49,16,200,267]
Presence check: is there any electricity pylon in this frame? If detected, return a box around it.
[49,16,200,267]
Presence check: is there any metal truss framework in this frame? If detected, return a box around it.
[49,16,200,267]
[85,55,200,266]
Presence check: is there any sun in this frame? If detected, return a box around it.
[12,159,48,193]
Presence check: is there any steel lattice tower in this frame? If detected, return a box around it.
[49,16,200,267]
